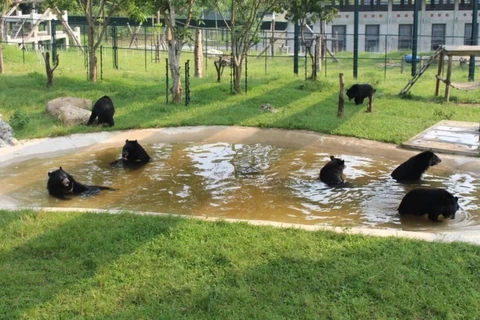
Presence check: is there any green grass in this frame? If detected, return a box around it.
[1,44,479,144]
[1,209,480,319]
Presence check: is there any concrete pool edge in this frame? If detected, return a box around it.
[1,126,480,245]
[2,205,479,245]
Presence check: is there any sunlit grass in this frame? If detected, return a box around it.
[1,44,479,144]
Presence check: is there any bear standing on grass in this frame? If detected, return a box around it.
[391,150,441,181]
[110,139,151,168]
[398,188,459,222]
[319,156,346,186]
[346,84,376,106]
[87,95,115,127]
[47,167,116,200]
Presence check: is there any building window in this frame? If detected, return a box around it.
[332,25,346,52]
[365,25,380,52]
[464,23,479,45]
[431,24,446,50]
[398,24,412,50]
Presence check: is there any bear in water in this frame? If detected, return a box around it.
[398,188,459,222]
[391,150,441,182]
[346,84,376,106]
[87,95,115,127]
[47,167,116,200]
[319,155,346,186]
[110,139,151,168]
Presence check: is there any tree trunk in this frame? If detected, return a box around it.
[0,16,5,74]
[194,29,203,77]
[337,73,344,118]
[234,64,242,93]
[0,45,4,74]
[43,51,59,87]
[88,24,97,82]
[168,39,182,103]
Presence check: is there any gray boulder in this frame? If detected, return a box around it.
[0,114,17,147]
[46,97,92,126]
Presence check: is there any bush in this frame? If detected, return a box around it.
[9,110,30,130]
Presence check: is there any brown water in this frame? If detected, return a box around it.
[1,141,479,232]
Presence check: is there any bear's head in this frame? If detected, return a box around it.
[47,167,73,193]
[122,139,141,160]
[329,155,346,170]
[441,194,460,220]
[427,151,442,167]
[346,85,358,101]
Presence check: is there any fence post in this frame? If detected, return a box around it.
[100,45,103,80]
[165,58,169,103]
[337,73,344,118]
[185,60,190,106]
[51,20,57,64]
[245,53,248,94]
[112,22,118,69]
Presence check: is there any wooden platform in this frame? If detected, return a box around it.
[402,120,480,157]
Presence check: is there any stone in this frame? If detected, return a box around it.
[0,114,17,147]
[46,97,92,126]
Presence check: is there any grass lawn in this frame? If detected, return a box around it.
[1,45,480,319]
[1,209,480,319]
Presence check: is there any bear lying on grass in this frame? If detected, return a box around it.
[319,155,346,186]
[391,150,441,181]
[47,167,116,200]
[87,95,115,127]
[110,139,151,168]
[398,188,459,222]
[346,84,376,106]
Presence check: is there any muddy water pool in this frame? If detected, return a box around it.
[1,138,479,232]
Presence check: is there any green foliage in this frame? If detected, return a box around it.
[9,109,30,130]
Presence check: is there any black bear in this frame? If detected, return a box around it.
[398,188,459,222]
[110,139,151,168]
[391,150,441,181]
[346,84,376,106]
[47,167,116,200]
[87,95,115,127]
[319,155,346,186]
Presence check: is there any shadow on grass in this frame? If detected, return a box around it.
[0,210,181,319]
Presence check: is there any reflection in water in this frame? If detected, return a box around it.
[0,142,479,232]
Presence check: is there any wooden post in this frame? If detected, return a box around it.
[194,29,203,78]
[401,56,404,74]
[445,54,453,102]
[435,50,444,96]
[338,73,345,117]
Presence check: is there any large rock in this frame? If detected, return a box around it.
[46,97,92,126]
[0,114,17,147]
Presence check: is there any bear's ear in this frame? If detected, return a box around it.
[329,155,335,160]
[125,139,129,143]
[340,160,345,164]
[134,140,138,142]
[59,166,63,170]
[48,171,52,177]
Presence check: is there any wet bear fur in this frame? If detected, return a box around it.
[319,155,345,186]
[110,139,151,168]
[346,84,376,105]
[391,150,441,181]
[87,95,115,127]
[47,167,115,200]
[398,188,459,222]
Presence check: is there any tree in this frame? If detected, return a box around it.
[283,0,337,79]
[137,0,197,103]
[0,0,13,74]
[214,0,284,94]
[46,0,135,82]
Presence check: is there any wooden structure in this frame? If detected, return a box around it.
[435,45,480,102]
[2,1,82,51]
